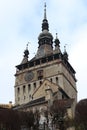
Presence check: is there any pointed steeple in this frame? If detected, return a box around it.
[63,45,68,60]
[42,3,49,31]
[38,3,53,47]
[44,2,47,20]
[36,3,53,58]
[54,33,61,53]
[54,33,60,47]
[21,43,29,64]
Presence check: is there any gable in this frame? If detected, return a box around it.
[32,79,58,100]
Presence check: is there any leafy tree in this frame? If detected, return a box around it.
[26,111,34,128]
[0,108,35,130]
[75,99,87,130]
[17,110,35,129]
[50,99,75,130]
[50,99,67,130]
[0,108,20,130]
[33,109,40,130]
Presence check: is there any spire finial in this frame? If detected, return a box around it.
[42,2,49,31]
[64,44,67,52]
[26,42,30,50]
[56,32,58,39]
[24,42,29,58]
[54,32,60,48]
[21,42,29,64]
[63,44,68,60]
[44,2,47,19]
[26,43,28,50]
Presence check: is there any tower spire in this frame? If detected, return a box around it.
[54,33,61,53]
[44,2,47,19]
[37,3,53,58]
[42,2,49,31]
[54,33,60,47]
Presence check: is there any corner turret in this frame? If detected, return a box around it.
[54,33,61,53]
[21,43,29,64]
[63,45,68,60]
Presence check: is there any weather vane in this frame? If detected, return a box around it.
[56,32,58,39]
[55,28,58,38]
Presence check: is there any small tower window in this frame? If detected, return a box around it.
[50,78,52,82]
[17,87,20,94]
[28,84,31,92]
[29,94,32,99]
[56,77,58,85]
[33,82,36,90]
[23,85,26,93]
[40,81,42,86]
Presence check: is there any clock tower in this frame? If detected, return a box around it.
[14,3,77,117]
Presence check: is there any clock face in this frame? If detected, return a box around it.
[24,71,34,82]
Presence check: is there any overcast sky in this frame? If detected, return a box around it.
[0,0,87,104]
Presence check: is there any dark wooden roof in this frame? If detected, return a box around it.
[13,97,47,110]
[25,96,46,107]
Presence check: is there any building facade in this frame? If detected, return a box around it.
[14,4,77,122]
[0,101,13,109]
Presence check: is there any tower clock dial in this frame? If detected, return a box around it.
[24,71,34,82]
